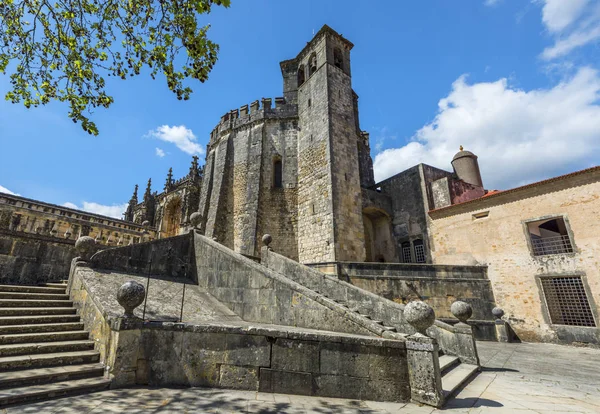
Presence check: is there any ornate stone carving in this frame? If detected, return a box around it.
[404,300,435,335]
[451,301,473,323]
[75,236,96,261]
[116,281,146,318]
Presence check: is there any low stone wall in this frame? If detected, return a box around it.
[134,323,410,402]
[0,229,77,284]
[90,233,195,281]
[193,233,386,337]
[308,262,495,322]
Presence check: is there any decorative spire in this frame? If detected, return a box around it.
[124,184,139,222]
[189,156,200,179]
[164,167,174,191]
[143,178,152,203]
[459,145,464,151]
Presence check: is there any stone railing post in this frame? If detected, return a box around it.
[106,281,147,387]
[450,301,480,366]
[492,307,510,343]
[404,301,444,408]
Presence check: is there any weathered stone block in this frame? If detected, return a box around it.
[219,365,259,390]
[259,368,313,396]
[271,338,319,373]
[319,342,370,377]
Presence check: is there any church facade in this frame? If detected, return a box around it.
[127,25,487,264]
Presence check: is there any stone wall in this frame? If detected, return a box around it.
[0,229,76,284]
[90,232,195,281]
[68,252,412,403]
[262,247,482,362]
[429,167,600,344]
[337,262,494,321]
[194,233,386,336]
[136,323,410,402]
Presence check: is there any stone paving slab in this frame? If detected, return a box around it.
[2,342,600,413]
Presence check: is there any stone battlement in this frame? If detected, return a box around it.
[209,97,298,146]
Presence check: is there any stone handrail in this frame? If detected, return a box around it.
[261,246,479,365]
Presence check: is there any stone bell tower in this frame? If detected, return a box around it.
[289,25,367,263]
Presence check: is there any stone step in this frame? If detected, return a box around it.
[0,350,100,371]
[0,299,73,308]
[0,315,80,326]
[42,283,68,289]
[0,285,66,294]
[0,292,70,300]
[0,308,77,317]
[442,363,479,399]
[0,363,105,389]
[0,376,110,406]
[0,322,84,335]
[439,354,461,375]
[0,340,95,357]
[0,331,90,345]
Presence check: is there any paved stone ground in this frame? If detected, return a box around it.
[3,341,600,413]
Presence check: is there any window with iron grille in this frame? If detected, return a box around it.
[401,242,412,263]
[527,217,574,256]
[414,239,426,263]
[540,276,596,327]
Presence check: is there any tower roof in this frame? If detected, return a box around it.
[452,146,477,161]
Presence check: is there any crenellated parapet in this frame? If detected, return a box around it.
[208,97,298,148]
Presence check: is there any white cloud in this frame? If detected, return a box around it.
[0,185,19,196]
[373,67,600,190]
[145,125,204,155]
[63,201,128,219]
[155,147,166,158]
[539,0,600,59]
[540,0,589,33]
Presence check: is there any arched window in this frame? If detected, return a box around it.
[333,47,343,70]
[273,159,283,188]
[309,53,317,76]
[297,65,306,86]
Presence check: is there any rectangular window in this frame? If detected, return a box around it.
[414,240,426,263]
[540,276,596,327]
[527,217,573,256]
[401,242,412,263]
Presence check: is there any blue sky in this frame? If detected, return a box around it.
[1,0,599,218]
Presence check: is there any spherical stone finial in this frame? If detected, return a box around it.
[492,307,505,320]
[189,212,202,229]
[142,220,150,227]
[117,281,146,318]
[262,234,272,247]
[75,236,96,261]
[404,300,435,335]
[451,301,473,323]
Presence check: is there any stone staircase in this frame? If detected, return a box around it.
[0,282,110,406]
[327,296,479,400]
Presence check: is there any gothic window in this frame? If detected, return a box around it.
[297,65,306,86]
[414,239,426,263]
[273,159,283,188]
[333,47,343,69]
[309,53,317,76]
